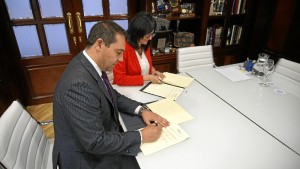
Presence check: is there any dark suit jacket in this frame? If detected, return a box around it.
[52,52,142,169]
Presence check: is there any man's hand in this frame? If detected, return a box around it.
[141,110,169,127]
[141,125,163,143]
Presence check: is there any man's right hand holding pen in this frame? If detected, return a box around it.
[140,108,169,143]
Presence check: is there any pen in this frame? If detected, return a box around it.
[144,100,158,105]
[158,77,164,84]
[150,120,158,126]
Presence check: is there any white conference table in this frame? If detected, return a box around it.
[113,81,300,169]
[187,66,300,156]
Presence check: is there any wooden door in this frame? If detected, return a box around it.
[0,32,24,115]
[1,0,136,105]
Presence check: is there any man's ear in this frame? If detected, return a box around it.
[96,38,104,50]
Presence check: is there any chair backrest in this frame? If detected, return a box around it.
[272,58,300,97]
[176,45,215,73]
[0,101,53,169]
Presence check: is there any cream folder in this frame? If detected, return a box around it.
[147,98,193,124]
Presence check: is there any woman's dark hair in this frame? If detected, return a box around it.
[126,11,156,50]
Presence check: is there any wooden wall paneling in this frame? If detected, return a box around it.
[25,64,67,105]
[246,0,278,60]
[283,1,300,63]
[267,0,297,52]
[261,0,299,63]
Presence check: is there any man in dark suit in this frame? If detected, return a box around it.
[52,21,169,169]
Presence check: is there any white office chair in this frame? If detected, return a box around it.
[272,58,300,97]
[176,45,215,73]
[0,101,54,169]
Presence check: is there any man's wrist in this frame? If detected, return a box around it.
[138,106,146,116]
[138,106,150,116]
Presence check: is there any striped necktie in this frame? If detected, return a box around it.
[101,71,113,101]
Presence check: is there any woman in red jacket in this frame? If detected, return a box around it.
[113,11,165,86]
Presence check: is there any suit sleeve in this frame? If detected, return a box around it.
[114,89,141,115]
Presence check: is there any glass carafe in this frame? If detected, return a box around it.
[253,53,269,77]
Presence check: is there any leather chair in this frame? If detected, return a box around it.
[176,45,215,73]
[272,58,300,97]
[0,101,54,169]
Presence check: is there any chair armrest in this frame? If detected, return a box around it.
[38,120,53,126]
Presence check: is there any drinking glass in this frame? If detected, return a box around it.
[259,59,275,87]
[254,53,269,77]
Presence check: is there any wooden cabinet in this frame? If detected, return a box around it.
[202,0,251,65]
[144,0,253,70]
[144,0,203,73]
[152,53,177,73]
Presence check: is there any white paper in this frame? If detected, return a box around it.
[143,83,184,100]
[215,67,251,82]
[140,123,190,156]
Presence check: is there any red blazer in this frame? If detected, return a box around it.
[113,42,153,86]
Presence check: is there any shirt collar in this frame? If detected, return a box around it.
[82,50,103,77]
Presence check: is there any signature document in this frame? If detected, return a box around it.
[141,123,190,156]
[142,83,184,100]
[139,99,192,155]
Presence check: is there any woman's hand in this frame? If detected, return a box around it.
[152,67,165,78]
[143,74,163,84]
[155,71,165,80]
[149,74,162,84]
[152,67,165,79]
[144,68,166,84]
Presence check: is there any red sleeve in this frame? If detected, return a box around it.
[113,43,153,86]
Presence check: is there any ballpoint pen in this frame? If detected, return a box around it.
[150,120,158,126]
[158,76,167,84]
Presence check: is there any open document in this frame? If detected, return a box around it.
[147,98,193,124]
[162,72,194,88]
[140,73,193,100]
[120,98,192,155]
[140,123,190,156]
[141,99,192,155]
[120,98,193,131]
[215,66,251,82]
[141,83,184,100]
